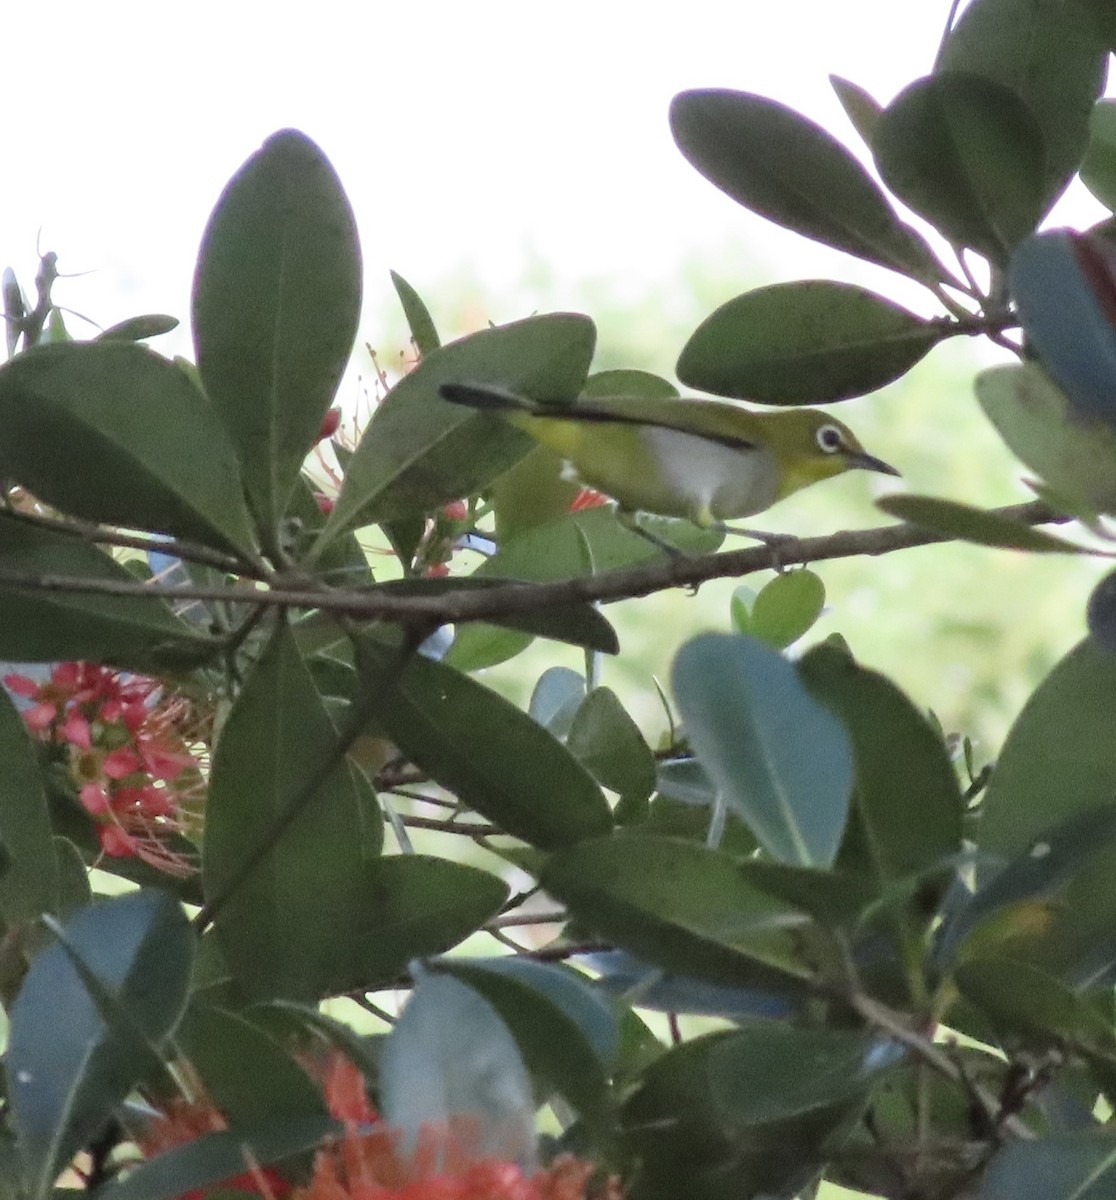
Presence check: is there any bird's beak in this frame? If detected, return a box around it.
[849,451,901,477]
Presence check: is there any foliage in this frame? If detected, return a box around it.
[0,5,1114,1199]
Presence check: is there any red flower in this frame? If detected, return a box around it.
[319,408,343,442]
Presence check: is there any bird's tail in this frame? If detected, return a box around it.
[439,382,540,413]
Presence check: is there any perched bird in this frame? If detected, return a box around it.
[439,383,898,534]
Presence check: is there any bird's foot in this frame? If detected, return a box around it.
[715,525,804,572]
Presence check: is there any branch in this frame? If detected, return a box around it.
[0,500,1069,628]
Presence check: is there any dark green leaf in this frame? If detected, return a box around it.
[390,270,440,356]
[54,837,91,916]
[937,0,1109,211]
[95,1115,338,1200]
[798,644,963,885]
[177,1002,326,1126]
[567,687,657,806]
[1082,100,1116,211]
[873,72,1046,263]
[734,859,880,927]
[878,493,1086,553]
[734,568,826,649]
[583,369,678,399]
[1088,567,1116,651]
[317,314,595,541]
[542,834,813,990]
[204,624,390,1000]
[669,88,945,283]
[9,891,193,1200]
[372,575,619,655]
[677,281,943,404]
[829,74,883,148]
[357,637,611,849]
[0,517,216,670]
[193,129,362,541]
[435,957,616,1134]
[672,633,853,867]
[0,342,258,558]
[445,622,534,672]
[983,1130,1116,1199]
[979,640,1116,860]
[0,687,56,922]
[96,314,179,342]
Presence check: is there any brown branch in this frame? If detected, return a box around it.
[0,500,1069,627]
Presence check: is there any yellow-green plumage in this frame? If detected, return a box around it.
[440,384,898,527]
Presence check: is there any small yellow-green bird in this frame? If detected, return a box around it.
[439,383,898,530]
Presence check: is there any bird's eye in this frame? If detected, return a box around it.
[816,424,844,454]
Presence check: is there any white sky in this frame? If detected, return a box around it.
[0,0,1042,338]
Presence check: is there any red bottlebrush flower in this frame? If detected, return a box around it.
[319,408,343,442]
[568,488,609,513]
[442,500,468,523]
[3,673,40,697]
[424,562,451,579]
[98,823,139,858]
[315,493,336,515]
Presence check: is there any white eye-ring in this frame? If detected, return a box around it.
[816,423,845,454]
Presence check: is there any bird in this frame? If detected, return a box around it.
[439,383,898,542]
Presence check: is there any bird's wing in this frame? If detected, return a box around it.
[549,394,763,450]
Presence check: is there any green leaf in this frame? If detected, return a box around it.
[542,834,814,990]
[873,72,1046,262]
[734,569,826,649]
[371,575,619,655]
[983,1131,1116,1199]
[677,281,943,404]
[318,313,595,542]
[829,74,883,149]
[1082,100,1116,211]
[0,516,217,670]
[434,957,616,1136]
[979,640,1116,860]
[976,361,1116,517]
[177,1002,326,1126]
[937,0,1109,211]
[95,1115,338,1200]
[528,666,587,738]
[669,88,945,283]
[878,493,1087,553]
[0,342,258,559]
[0,687,57,923]
[567,686,657,808]
[445,622,535,672]
[8,891,193,1200]
[192,129,362,543]
[798,644,963,885]
[204,624,391,1000]
[671,633,853,867]
[356,637,611,850]
[390,270,441,356]
[582,369,679,400]
[96,314,179,342]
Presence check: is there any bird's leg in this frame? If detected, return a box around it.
[714,524,805,572]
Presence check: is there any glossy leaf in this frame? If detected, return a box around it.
[938,0,1109,211]
[873,72,1046,262]
[672,633,853,867]
[205,624,397,1000]
[177,1002,326,1126]
[370,575,618,655]
[318,313,595,542]
[445,623,535,672]
[8,891,193,1200]
[0,686,56,923]
[1008,230,1116,426]
[983,1130,1116,1198]
[0,341,258,558]
[878,493,1086,553]
[583,368,679,399]
[567,686,657,807]
[542,834,814,990]
[528,666,587,738]
[0,516,217,670]
[829,74,883,148]
[669,88,944,282]
[733,568,826,649]
[95,1115,338,1200]
[380,967,536,1162]
[96,314,179,342]
[390,270,441,356]
[356,637,611,849]
[193,129,362,541]
[797,645,962,892]
[976,361,1116,517]
[1087,567,1116,651]
[979,640,1116,860]
[435,957,616,1134]
[1082,100,1116,211]
[677,280,943,404]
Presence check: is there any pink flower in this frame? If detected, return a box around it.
[60,711,92,751]
[98,823,139,858]
[103,746,142,780]
[23,703,57,732]
[79,783,111,815]
[319,408,342,441]
[3,673,40,697]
